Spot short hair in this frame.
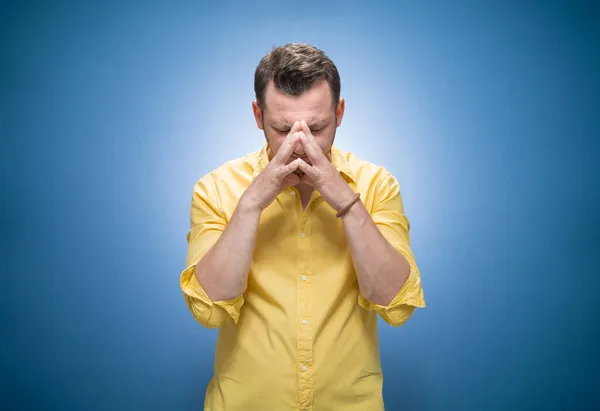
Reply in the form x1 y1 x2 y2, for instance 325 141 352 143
254 43 341 111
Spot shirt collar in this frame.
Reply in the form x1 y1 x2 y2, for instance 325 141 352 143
253 142 356 184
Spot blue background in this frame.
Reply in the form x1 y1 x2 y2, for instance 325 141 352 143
2 1 599 410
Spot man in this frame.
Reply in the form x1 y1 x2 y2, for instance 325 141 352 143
180 43 426 411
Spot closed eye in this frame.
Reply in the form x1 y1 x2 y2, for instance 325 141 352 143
274 126 325 133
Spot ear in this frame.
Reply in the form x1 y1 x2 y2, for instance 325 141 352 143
252 100 264 130
335 97 345 127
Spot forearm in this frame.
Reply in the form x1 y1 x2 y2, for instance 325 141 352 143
195 198 261 301
341 200 410 306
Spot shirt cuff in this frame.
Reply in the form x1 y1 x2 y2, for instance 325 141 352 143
357 245 426 326
180 264 244 327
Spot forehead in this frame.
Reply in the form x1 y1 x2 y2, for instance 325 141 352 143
263 79 333 125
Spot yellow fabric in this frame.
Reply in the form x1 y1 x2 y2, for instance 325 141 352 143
180 143 426 411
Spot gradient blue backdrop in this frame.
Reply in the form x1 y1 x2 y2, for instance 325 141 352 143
2 1 599 410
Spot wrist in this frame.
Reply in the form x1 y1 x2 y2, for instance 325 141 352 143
237 195 264 218
333 187 358 213
339 196 365 221
336 192 362 218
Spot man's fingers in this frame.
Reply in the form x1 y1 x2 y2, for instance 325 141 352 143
300 120 324 164
301 174 315 187
297 158 319 180
281 173 301 188
274 121 301 164
300 120 312 136
276 158 318 189
279 157 304 177
274 136 299 165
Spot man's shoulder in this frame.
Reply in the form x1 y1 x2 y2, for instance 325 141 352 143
192 147 261 190
333 146 396 187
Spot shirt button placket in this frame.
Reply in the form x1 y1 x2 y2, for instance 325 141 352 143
297 212 313 410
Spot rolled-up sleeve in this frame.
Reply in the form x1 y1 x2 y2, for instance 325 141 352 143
180 177 245 328
357 172 426 326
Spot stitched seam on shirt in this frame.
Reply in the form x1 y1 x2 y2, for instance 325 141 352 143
205 172 227 223
372 170 395 214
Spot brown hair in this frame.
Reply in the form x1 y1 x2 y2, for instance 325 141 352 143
254 43 341 111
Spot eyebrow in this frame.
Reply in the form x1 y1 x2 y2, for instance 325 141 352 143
273 120 328 129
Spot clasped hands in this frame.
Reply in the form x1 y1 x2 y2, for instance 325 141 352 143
242 120 356 213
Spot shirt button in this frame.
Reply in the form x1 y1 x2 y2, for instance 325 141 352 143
301 364 308 371
290 190 296 196
300 232 306 238
302 319 307 325
301 275 307 281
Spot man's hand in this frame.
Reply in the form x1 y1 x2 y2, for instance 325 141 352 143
296 120 356 212
240 121 306 212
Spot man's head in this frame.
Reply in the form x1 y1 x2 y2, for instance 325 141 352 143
252 43 345 168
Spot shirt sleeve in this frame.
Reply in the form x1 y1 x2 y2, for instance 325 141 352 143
179 176 245 328
357 171 426 327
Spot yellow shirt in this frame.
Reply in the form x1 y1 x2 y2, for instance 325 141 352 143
180 143 426 411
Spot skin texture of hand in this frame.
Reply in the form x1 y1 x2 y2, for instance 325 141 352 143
295 120 356 212
240 121 307 211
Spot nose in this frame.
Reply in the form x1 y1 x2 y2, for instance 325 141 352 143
293 140 306 157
